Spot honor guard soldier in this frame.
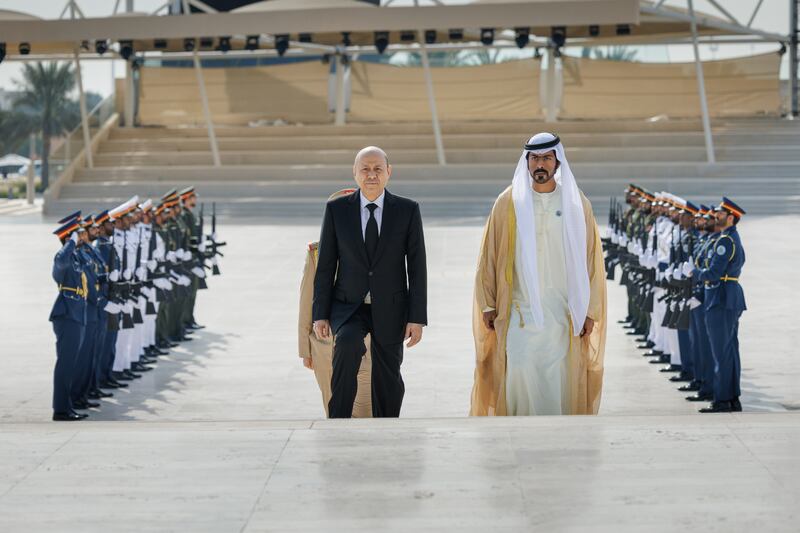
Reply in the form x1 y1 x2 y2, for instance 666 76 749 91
688 197 746 413
51 214 89 421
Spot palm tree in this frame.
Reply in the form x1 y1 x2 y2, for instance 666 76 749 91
13 62 77 191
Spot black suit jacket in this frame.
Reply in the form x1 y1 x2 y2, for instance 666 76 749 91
312 189 427 344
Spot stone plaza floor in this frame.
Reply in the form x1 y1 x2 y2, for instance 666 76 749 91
0 203 798 531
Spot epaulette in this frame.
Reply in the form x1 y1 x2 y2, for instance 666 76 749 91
307 241 319 252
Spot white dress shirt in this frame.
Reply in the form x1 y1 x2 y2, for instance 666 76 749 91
360 191 384 240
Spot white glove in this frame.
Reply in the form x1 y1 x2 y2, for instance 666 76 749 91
135 266 146 280
682 262 694 277
124 301 134 314
191 266 205 278
166 251 177 263
198 242 207 252
147 259 157 271
164 279 174 290
688 297 702 310
70 232 79 245
123 269 132 280
103 301 119 314
109 270 120 282
665 266 674 280
181 275 191 286
212 232 218 241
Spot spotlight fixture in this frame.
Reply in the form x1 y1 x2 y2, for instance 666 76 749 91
0 43 5 64
95 39 108 55
274 34 290 56
448 28 463 40
425 30 436 44
216 36 231 52
514 27 530 49
80 40 90 52
400 30 415 42
298 33 313 43
245 35 259 51
341 32 352 47
19 42 31 55
480 28 494 46
550 26 566 48
589 25 600 37
200 37 214 49
374 31 389 55
154 38 167 49
616 24 631 36
183 38 195 52
119 40 134 60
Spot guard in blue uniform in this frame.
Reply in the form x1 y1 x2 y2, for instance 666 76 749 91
93 209 128 391
691 197 747 413
683 205 716 402
50 214 89 421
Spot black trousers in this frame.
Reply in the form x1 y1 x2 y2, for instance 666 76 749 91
329 304 404 418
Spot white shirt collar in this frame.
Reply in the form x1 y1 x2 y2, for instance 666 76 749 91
360 191 385 210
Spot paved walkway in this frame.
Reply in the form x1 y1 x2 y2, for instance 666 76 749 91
1 212 798 531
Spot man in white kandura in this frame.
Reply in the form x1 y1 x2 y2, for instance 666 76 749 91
471 132 607 416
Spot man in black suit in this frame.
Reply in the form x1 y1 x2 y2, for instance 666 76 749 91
312 146 427 418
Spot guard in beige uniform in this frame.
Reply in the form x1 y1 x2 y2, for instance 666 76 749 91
299 190 372 418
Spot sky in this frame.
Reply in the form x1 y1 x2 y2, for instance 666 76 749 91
0 0 794 98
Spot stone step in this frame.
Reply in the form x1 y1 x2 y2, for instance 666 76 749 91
97 132 800 153
72 162 800 183
90 145 800 167
107 118 800 140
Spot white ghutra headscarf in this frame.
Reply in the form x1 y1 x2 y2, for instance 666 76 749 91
511 132 589 336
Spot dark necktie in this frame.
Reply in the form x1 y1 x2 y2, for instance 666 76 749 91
365 203 379 264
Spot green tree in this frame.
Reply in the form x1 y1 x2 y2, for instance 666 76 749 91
0 109 30 155
13 62 78 191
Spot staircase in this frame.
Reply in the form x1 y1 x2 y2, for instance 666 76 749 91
45 118 800 221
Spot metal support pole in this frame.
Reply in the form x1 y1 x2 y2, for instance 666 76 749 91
192 52 221 166
334 54 347 126
183 0 220 166
791 0 798 118
688 0 715 163
27 133 35 205
418 35 446 165
73 47 94 168
544 48 559 123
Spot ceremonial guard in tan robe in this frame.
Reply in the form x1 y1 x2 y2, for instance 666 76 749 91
470 133 607 416
299 189 372 418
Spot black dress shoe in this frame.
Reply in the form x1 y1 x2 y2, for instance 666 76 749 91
634 337 648 343
678 383 701 392
123 369 142 379
71 410 89 419
649 355 670 364
637 342 655 350
617 318 632 324
114 371 134 381
98 380 120 389
138 356 157 364
699 401 733 413
660 365 682 373
153 348 169 355
642 350 663 357
625 330 640 336
623 324 636 330
668 372 692 382
88 389 113 399
179 336 193 342
731 398 743 412
131 362 153 372
53 412 84 421
190 323 205 329
686 393 714 402
73 400 100 409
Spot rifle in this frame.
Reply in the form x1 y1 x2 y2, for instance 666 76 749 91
120 229 134 329
130 226 144 324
